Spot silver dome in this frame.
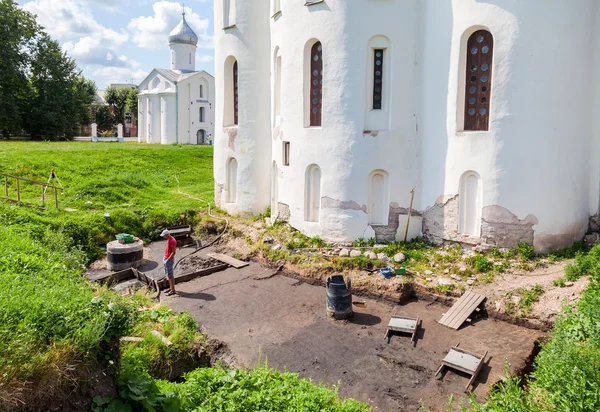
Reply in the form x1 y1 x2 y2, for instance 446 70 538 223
168 13 198 46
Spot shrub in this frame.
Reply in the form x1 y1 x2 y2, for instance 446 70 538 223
517 242 535 261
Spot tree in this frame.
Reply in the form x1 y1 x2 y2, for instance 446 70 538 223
94 105 113 132
125 88 138 119
24 34 83 139
73 77 97 129
105 86 130 126
0 0 40 137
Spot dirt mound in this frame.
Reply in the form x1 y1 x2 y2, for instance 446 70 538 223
178 256 221 273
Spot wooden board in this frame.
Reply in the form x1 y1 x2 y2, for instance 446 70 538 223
207 253 249 268
438 291 486 330
155 263 229 290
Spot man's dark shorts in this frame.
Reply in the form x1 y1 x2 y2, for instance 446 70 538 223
163 257 174 278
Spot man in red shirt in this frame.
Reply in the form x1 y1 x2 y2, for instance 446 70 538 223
161 229 177 295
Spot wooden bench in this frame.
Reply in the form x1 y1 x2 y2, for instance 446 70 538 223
435 342 488 391
384 315 420 346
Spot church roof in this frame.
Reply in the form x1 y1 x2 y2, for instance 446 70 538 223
168 13 198 46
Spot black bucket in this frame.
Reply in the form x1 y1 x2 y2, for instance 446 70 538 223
326 275 353 320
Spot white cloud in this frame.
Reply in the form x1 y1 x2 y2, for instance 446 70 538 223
128 1 212 50
23 0 131 69
90 67 148 87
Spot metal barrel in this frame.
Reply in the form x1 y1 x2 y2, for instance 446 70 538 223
326 274 353 320
107 239 144 272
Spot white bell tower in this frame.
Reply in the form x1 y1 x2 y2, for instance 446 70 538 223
168 8 198 72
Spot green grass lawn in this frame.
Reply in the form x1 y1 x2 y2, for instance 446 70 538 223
0 141 214 211
0 141 372 411
0 141 215 257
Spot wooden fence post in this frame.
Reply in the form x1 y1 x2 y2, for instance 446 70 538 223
16 178 20 203
4 176 7 199
54 186 58 209
41 185 45 206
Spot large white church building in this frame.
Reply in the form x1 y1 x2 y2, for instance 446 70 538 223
213 0 600 252
137 10 215 145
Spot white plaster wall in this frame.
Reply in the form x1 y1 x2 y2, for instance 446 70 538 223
170 43 197 72
137 96 146 143
148 94 160 144
214 0 271 215
269 0 420 242
160 92 176 144
177 73 215 144
419 0 593 250
590 3 600 217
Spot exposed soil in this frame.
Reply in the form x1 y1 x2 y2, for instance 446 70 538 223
165 249 543 412
177 256 221 273
211 216 588 329
473 261 589 329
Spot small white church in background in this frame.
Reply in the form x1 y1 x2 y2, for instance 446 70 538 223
213 0 600 252
137 9 215 145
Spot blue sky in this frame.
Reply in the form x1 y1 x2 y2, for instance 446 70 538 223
17 0 215 88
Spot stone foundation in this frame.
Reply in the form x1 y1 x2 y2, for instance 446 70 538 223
276 202 291 222
371 203 422 242
481 206 537 248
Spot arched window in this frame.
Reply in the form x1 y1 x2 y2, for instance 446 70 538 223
305 164 321 222
224 57 237 126
459 171 482 235
226 158 238 203
274 48 282 121
308 41 323 127
189 53 192 64
365 35 391 131
199 107 205 122
152 78 160 89
223 0 235 27
199 84 204 98
233 61 238 125
464 30 493 131
368 170 389 225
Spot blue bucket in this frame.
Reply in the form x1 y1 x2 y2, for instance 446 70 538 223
380 267 394 278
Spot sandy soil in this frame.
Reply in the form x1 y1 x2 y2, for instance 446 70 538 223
473 261 589 328
165 249 542 412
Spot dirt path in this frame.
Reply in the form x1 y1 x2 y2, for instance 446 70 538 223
164 249 542 412
473 261 588 327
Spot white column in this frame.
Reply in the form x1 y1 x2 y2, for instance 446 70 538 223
137 96 145 143
160 92 177 144
148 94 160 144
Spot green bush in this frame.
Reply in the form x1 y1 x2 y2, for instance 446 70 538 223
466 254 493 273
516 242 535 261
158 367 371 412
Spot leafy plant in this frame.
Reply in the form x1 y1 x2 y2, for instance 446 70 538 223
517 242 535 261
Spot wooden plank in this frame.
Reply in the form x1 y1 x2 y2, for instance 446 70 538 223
438 291 486 330
438 292 475 326
156 263 229 290
441 292 483 329
151 330 172 346
120 337 144 342
207 253 249 268
449 294 485 329
446 292 480 329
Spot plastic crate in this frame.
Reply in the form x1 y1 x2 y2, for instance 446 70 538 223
116 233 135 243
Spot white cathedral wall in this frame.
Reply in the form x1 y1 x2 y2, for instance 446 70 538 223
160 92 177 144
214 0 271 215
177 74 215 145
590 3 600 217
269 0 422 242
419 0 593 251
